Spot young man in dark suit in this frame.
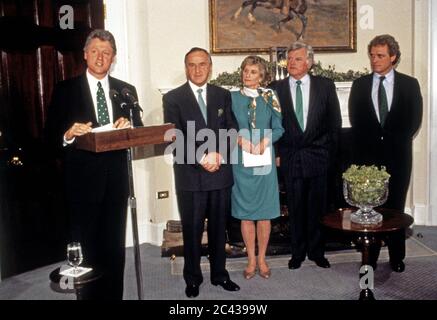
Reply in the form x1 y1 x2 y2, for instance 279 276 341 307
46 29 143 299
163 47 239 298
269 41 342 270
348 34 423 272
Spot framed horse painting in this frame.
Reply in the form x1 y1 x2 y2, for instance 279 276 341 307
209 0 356 54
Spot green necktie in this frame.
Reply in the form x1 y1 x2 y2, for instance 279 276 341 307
295 80 304 130
97 81 110 126
197 88 207 123
378 76 388 127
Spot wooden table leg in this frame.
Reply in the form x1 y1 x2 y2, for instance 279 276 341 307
75 286 83 300
356 234 378 301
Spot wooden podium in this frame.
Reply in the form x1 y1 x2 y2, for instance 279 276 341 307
76 124 174 153
76 123 174 300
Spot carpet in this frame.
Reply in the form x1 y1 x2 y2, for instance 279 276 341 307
170 237 436 275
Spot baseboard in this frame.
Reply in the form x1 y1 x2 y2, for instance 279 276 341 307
125 221 166 247
122 204 433 248
411 203 430 226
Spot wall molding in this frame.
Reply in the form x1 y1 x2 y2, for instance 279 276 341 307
428 0 437 226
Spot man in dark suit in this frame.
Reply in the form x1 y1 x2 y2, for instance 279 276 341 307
163 47 240 298
45 29 143 299
270 41 342 270
348 34 423 272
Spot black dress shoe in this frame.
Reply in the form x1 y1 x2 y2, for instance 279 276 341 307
211 279 240 291
288 258 302 270
185 284 199 298
390 260 405 273
314 258 330 268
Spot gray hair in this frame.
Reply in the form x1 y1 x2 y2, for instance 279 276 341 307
83 29 117 55
368 34 401 66
287 41 314 66
184 47 212 66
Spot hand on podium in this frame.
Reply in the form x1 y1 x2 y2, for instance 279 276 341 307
64 122 92 141
113 117 130 129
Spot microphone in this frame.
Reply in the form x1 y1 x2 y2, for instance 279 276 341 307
109 89 127 109
121 88 143 112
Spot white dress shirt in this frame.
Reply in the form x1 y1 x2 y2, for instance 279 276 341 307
371 68 394 123
188 81 208 162
289 74 310 130
64 70 113 145
188 81 207 107
86 70 114 124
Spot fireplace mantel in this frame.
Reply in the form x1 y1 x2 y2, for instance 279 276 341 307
158 81 352 127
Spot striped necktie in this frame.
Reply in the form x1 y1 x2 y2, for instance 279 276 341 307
197 88 207 123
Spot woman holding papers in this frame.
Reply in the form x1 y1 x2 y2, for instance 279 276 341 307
230 56 284 280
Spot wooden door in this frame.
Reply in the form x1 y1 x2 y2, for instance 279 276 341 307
0 0 104 279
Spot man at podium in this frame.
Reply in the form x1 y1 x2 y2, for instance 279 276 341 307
45 29 143 299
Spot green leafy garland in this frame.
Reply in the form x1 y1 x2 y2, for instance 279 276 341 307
210 61 369 87
311 62 369 82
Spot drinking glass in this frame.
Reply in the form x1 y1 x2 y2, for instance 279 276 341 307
67 242 83 274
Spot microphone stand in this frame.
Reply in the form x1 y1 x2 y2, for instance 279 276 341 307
125 103 144 300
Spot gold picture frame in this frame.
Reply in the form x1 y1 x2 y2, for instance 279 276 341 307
209 0 357 54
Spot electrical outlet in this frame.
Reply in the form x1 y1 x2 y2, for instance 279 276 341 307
157 191 169 199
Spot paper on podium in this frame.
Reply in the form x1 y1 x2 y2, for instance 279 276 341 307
242 147 271 167
91 123 125 133
59 265 93 278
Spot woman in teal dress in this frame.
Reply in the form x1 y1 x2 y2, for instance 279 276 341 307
231 56 284 280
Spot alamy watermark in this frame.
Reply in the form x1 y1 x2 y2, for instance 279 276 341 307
163 122 274 176
59 5 74 30
359 5 374 30
59 265 75 290
359 265 374 290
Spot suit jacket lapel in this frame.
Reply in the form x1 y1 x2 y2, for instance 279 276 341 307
367 73 381 125
108 76 124 121
306 75 318 133
282 77 294 112
206 84 218 129
80 74 98 126
390 71 401 115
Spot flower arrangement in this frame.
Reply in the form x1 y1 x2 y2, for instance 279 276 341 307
277 59 288 69
343 165 390 205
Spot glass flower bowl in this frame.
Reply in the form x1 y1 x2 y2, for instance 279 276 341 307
343 179 389 225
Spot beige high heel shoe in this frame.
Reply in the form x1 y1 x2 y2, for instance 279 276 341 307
258 263 271 279
243 268 257 280
259 268 271 279
243 262 257 280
